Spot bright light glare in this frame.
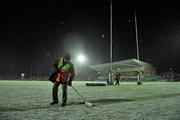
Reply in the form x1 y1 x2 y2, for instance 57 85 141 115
77 54 85 63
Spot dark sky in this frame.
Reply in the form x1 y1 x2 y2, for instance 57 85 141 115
0 0 180 77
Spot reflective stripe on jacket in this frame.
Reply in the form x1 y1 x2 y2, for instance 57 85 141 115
58 57 71 72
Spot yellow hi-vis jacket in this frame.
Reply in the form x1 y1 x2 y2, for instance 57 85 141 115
56 57 74 83
58 57 71 72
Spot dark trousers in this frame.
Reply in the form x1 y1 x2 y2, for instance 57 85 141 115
52 82 67 104
115 80 119 85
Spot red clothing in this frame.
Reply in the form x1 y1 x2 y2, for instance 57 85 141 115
55 70 71 83
53 58 74 84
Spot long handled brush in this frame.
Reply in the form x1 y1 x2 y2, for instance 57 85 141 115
71 86 93 107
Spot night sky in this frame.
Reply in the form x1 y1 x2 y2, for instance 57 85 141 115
0 0 180 77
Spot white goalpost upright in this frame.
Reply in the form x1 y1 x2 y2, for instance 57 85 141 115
134 12 142 85
109 0 113 84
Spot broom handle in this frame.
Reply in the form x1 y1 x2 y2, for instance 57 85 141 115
71 86 86 102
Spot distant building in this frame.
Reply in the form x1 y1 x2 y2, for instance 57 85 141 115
161 72 180 82
90 59 156 81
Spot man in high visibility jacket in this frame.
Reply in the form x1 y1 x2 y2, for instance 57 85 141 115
50 53 74 107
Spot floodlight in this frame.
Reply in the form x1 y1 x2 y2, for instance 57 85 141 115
77 54 85 63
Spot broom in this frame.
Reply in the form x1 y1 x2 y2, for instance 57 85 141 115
71 86 93 107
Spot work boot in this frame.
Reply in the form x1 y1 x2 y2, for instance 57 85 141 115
61 103 66 107
50 101 59 105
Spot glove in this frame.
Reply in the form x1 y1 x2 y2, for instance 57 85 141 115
67 77 73 86
68 81 72 86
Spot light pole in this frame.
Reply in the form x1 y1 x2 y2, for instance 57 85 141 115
134 11 142 85
134 11 139 61
109 0 113 84
169 67 174 81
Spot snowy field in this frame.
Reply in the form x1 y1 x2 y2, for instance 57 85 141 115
0 80 180 120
